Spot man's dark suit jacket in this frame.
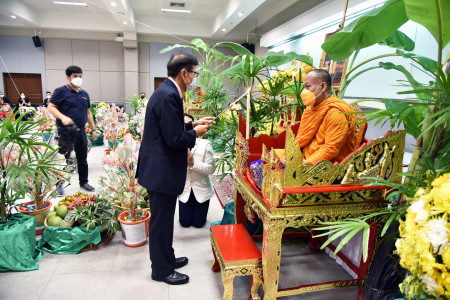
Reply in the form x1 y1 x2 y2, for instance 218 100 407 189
136 78 196 196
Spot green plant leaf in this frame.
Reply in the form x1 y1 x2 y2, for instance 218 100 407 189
378 30 415 51
321 0 409 61
216 42 254 56
404 0 450 47
191 38 211 52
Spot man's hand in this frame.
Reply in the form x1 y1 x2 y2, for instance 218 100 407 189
92 131 99 141
188 150 194 166
193 117 215 127
194 124 209 137
61 116 73 126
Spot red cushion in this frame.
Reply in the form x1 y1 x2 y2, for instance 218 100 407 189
211 224 261 261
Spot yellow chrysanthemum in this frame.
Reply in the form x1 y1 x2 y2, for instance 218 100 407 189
432 173 450 187
442 247 450 269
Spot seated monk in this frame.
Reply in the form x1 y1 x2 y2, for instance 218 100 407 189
275 69 357 165
193 86 206 104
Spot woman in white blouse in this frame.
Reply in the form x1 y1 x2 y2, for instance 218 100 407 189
178 114 215 228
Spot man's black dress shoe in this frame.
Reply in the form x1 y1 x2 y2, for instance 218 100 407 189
174 257 188 269
80 183 95 192
151 271 189 285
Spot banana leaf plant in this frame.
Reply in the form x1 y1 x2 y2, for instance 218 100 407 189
313 0 450 263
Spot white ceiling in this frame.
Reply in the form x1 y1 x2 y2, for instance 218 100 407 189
0 0 325 44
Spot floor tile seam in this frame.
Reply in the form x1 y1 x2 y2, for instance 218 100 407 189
36 273 53 300
102 268 114 300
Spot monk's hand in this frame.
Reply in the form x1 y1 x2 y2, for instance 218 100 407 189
193 117 215 128
194 124 209 137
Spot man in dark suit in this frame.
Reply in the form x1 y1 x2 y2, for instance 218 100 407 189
136 53 213 285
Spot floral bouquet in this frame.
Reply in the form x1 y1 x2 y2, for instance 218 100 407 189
98 134 147 221
128 106 145 140
34 106 56 132
396 173 450 299
96 104 129 147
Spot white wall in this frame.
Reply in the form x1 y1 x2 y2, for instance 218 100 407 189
44 38 126 103
0 35 46 98
149 43 193 93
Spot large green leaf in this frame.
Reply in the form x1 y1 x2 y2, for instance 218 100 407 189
216 42 254 56
191 38 211 52
404 0 450 48
378 30 415 51
221 50 313 78
322 0 408 61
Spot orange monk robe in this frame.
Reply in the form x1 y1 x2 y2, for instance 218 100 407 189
195 90 206 104
295 96 357 164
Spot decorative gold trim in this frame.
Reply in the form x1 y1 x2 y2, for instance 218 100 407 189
277 280 361 297
235 131 249 175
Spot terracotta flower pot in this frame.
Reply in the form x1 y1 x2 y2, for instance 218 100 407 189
118 210 150 247
17 201 53 235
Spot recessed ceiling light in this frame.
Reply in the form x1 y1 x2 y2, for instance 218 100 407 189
123 21 127 25
238 12 244 17
161 8 191 13
111 2 116 6
11 15 17 19
53 1 87 6
221 28 226 32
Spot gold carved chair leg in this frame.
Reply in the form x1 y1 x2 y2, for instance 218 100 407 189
250 269 263 300
221 269 235 300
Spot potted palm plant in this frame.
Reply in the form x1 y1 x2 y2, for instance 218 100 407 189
15 146 69 234
0 112 64 271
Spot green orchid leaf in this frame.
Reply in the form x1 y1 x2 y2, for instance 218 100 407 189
322 0 408 61
404 0 450 48
378 30 415 51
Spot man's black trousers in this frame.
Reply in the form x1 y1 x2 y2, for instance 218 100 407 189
148 190 178 277
57 126 89 185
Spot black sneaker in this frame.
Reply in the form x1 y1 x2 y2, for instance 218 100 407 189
80 183 95 192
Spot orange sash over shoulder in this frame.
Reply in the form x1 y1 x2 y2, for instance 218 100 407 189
295 96 357 164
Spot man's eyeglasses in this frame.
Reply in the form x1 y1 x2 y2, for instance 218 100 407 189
188 70 200 78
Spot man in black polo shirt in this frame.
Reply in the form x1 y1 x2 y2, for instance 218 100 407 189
48 65 98 192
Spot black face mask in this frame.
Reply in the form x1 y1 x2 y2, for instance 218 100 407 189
140 96 145 99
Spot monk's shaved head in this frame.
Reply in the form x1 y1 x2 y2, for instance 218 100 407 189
307 69 332 91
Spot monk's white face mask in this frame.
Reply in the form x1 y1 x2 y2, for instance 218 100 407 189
301 84 324 106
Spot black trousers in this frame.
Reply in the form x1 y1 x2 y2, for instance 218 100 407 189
58 126 89 185
179 189 210 228
148 190 178 277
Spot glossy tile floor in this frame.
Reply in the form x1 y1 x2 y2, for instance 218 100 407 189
1 144 410 300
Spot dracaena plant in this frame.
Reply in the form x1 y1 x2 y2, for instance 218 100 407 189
0 112 67 223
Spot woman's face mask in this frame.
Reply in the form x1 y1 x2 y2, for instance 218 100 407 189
21 95 25 99
301 84 323 106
